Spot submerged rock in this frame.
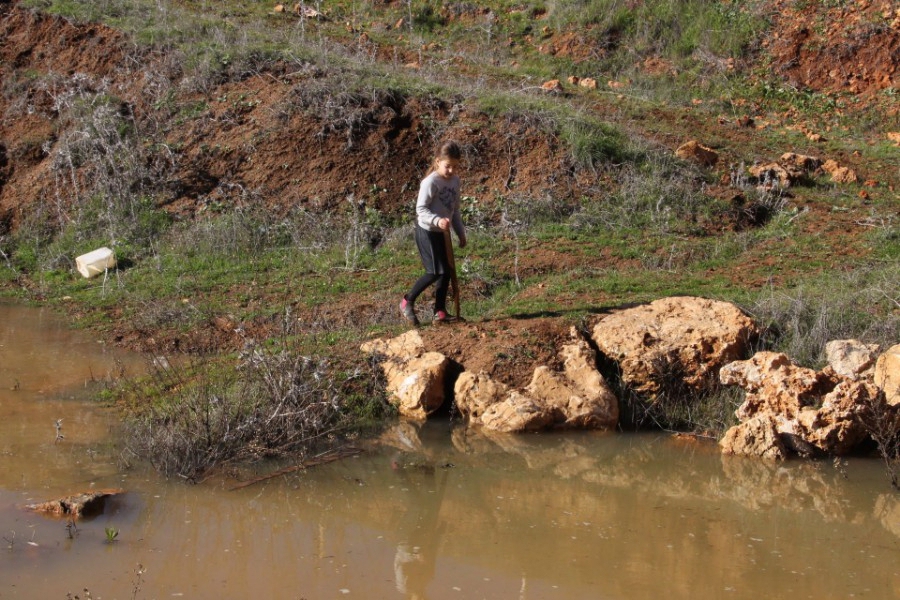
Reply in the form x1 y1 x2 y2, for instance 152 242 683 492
720 414 787 460
26 489 125 518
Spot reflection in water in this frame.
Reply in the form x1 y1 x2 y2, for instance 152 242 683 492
391 455 448 599
2 303 900 599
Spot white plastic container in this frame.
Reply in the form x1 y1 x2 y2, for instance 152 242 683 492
75 247 117 278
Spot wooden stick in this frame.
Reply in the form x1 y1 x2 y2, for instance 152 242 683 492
443 228 460 318
228 446 363 491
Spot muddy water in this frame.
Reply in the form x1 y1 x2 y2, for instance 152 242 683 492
2 304 900 599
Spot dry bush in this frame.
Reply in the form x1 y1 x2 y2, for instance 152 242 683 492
745 263 900 368
123 331 342 482
860 392 900 489
26 73 175 262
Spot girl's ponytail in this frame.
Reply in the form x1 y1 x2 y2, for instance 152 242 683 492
432 140 462 170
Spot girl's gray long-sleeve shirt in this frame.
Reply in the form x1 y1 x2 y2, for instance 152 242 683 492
415 171 465 240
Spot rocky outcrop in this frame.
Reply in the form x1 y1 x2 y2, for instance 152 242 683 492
825 339 880 380
363 327 619 433
719 347 882 458
591 296 759 398
455 328 619 433
361 302 894 461
361 330 449 420
749 162 794 188
822 158 858 184
779 152 822 172
478 389 557 433
875 343 900 405
748 153 823 189
675 140 718 167
743 152 864 190
721 351 829 423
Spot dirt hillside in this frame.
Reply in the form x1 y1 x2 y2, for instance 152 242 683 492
2 1 897 226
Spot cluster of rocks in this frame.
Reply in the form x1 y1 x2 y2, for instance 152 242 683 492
272 3 323 18
539 76 636 94
675 143 859 186
361 296 899 461
362 327 619 432
719 341 899 459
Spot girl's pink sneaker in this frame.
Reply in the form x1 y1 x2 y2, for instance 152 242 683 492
399 297 419 326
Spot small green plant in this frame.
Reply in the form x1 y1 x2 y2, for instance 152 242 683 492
104 527 119 543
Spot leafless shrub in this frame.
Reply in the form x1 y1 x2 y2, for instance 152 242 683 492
132 297 204 331
622 381 744 437
287 80 407 148
570 154 708 234
33 72 175 258
745 263 900 368
123 324 342 482
860 392 900 490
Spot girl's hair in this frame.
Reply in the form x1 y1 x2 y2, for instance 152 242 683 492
433 141 461 166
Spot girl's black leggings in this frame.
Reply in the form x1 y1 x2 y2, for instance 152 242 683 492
407 273 450 311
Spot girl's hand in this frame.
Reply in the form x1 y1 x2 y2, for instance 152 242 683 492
438 217 450 230
458 236 467 249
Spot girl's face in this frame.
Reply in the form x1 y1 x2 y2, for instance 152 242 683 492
435 158 460 179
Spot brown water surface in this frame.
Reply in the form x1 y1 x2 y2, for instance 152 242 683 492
1 303 899 599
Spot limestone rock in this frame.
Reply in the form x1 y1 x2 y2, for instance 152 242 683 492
556 331 618 428
591 296 759 398
675 140 718 167
361 331 448 419
295 3 323 18
749 162 795 187
541 79 563 93
454 370 510 421
454 329 618 432
382 352 449 419
720 415 787 460
779 152 822 172
480 391 555 433
825 339 880 380
360 329 424 359
822 159 858 183
578 77 598 90
875 344 900 405
795 380 877 455
720 350 884 457
720 351 827 421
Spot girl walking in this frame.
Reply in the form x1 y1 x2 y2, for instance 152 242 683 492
400 141 467 326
